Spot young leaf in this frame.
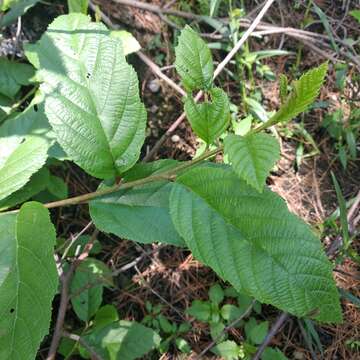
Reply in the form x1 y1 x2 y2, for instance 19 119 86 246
28 14 146 179
248 320 268 344
211 340 240 360
210 321 225 341
170 165 342 323
0 202 58 360
175 25 214 91
175 337 191 353
84 320 161 360
209 283 225 305
224 133 280 192
1 0 16 11
279 74 288 104
70 258 111 322
184 87 230 144
221 304 243 322
187 300 212 321
0 58 35 98
68 0 88 14
267 63 328 126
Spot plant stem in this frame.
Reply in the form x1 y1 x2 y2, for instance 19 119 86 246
1 148 222 214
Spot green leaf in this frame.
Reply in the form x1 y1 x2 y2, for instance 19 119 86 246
158 314 173 333
268 63 328 126
0 213 16 287
262 347 288 360
237 293 255 314
175 25 214 91
187 300 211 321
245 97 269 122
0 167 50 211
70 258 111 322
350 10 360 23
123 159 179 181
312 3 338 52
210 0 222 17
0 0 40 27
93 305 119 330
68 0 88 14
211 340 240 360
90 181 184 246
210 321 225 341
169 165 342 322
184 87 230 144
0 58 35 98
0 202 58 359
175 337 191 353
1 0 16 11
221 304 243 322
47 174 68 199
0 93 12 121
84 320 161 360
90 161 185 246
29 14 146 179
0 102 53 201
110 30 141 55
248 320 268 345
0 136 49 200
279 74 288 104
224 133 280 192
209 283 225 305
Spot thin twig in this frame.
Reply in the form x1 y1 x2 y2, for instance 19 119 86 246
137 51 186 96
252 312 289 360
195 300 255 359
1 147 220 214
69 248 159 299
46 229 98 360
110 0 207 22
134 265 187 321
62 331 104 360
61 221 93 260
297 319 318 360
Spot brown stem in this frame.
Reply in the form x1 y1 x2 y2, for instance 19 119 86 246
46 264 74 360
46 230 98 360
252 312 289 360
1 147 221 215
